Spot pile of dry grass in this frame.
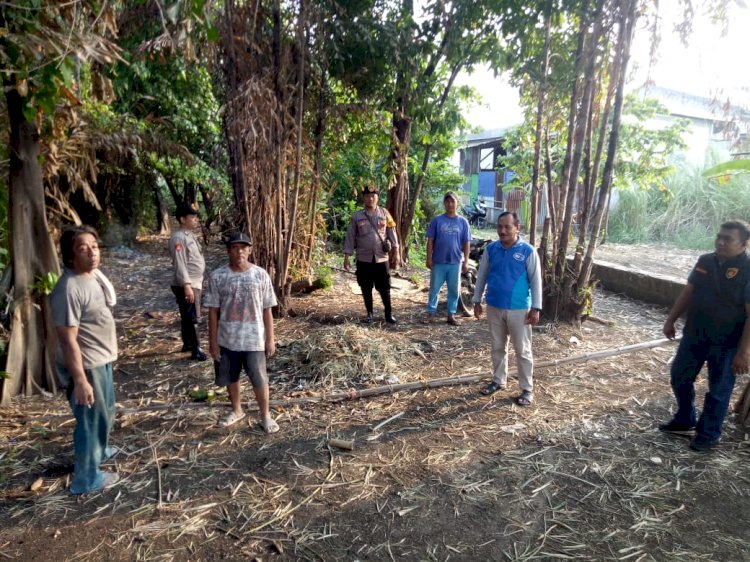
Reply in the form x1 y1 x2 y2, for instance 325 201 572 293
273 324 419 389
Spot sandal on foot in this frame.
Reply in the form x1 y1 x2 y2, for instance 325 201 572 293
481 381 506 395
259 417 280 434
219 411 246 427
516 391 534 406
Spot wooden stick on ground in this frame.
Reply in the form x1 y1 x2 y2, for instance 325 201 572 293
5 337 681 422
735 380 750 428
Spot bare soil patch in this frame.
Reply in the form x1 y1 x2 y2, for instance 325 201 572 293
1 237 748 561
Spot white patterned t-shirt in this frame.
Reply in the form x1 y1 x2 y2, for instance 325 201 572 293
203 264 278 352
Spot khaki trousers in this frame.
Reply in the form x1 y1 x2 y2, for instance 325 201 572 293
486 305 534 392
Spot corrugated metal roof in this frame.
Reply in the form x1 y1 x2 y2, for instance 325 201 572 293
641 85 750 122
460 126 514 148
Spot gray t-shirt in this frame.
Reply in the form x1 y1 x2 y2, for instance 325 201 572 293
51 268 118 369
203 264 277 352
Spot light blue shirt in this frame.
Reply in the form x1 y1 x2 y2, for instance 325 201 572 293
426 214 471 264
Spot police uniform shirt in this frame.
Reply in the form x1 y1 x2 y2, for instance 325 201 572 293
169 229 206 288
686 251 750 345
343 208 399 264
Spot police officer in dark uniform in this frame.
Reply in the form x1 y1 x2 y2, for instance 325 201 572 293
343 185 400 324
660 220 750 451
169 202 207 361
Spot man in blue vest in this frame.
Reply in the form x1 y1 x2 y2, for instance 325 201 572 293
473 212 542 406
660 220 750 451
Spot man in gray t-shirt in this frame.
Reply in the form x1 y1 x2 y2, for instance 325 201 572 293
203 233 279 432
50 226 119 495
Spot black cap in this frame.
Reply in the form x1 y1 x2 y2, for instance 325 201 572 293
225 232 252 247
362 184 380 195
176 201 200 218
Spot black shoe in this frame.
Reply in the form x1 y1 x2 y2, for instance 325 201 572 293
361 314 373 324
191 350 208 361
385 315 397 324
658 420 695 436
689 437 719 452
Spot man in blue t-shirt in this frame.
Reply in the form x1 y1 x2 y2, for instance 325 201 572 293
473 212 542 406
424 191 471 326
660 220 750 452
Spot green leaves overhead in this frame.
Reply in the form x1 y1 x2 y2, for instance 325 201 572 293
0 0 121 120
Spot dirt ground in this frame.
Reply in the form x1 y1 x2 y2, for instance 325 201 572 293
1 238 749 562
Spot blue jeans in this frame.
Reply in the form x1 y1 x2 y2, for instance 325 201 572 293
427 263 461 315
58 363 116 494
670 336 737 442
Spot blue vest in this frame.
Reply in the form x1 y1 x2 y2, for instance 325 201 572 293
485 239 534 310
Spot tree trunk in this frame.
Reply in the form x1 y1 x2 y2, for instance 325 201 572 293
1 86 61 404
555 0 589 247
280 0 306 308
223 0 250 233
403 63 462 261
386 110 411 267
530 9 551 246
556 0 605 280
197 183 214 245
579 0 638 290
272 0 287 300
154 183 171 236
305 74 327 266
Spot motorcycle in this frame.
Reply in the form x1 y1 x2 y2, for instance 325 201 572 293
461 200 487 229
456 236 491 316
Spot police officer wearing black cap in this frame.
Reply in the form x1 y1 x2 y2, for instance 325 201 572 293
343 185 400 324
169 202 207 361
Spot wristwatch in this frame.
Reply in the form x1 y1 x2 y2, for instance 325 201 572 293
531 307 542 312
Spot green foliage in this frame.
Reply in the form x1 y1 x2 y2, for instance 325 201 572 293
313 267 334 291
326 200 359 246
609 157 750 249
0 1 119 121
703 159 750 178
415 158 468 202
31 272 59 296
616 95 689 190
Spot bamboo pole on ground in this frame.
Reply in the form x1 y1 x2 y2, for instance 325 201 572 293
735 381 750 428
5 337 682 423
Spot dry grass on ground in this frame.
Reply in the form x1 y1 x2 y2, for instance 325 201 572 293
1 237 748 561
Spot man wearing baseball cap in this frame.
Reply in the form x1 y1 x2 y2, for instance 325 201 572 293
203 232 280 432
169 201 206 361
343 185 400 324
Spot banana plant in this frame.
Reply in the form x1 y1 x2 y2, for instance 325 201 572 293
703 159 750 179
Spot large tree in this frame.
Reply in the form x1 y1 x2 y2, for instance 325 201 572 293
0 1 120 403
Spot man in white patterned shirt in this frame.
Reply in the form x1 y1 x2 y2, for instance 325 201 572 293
203 233 279 432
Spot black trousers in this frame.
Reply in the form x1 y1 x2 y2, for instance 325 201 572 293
171 286 201 353
355 260 392 317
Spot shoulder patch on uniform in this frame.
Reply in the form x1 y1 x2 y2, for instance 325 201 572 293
694 266 707 274
175 243 183 252
726 267 739 279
